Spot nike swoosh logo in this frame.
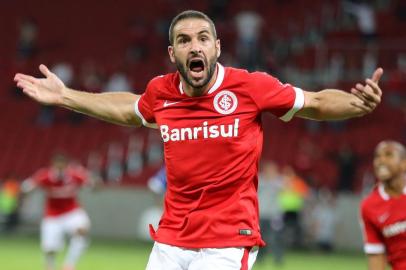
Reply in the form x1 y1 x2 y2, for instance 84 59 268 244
164 100 182 107
378 213 389 223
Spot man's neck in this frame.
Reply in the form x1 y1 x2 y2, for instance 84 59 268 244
383 175 406 197
182 65 218 97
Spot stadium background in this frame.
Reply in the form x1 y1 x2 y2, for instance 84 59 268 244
1 0 405 269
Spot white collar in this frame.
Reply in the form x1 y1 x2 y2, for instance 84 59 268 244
179 63 225 95
378 183 406 200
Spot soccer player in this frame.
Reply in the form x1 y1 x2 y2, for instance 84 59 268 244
360 141 406 270
21 154 92 270
14 10 383 270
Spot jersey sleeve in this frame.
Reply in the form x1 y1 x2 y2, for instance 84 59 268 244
134 78 159 129
69 165 89 186
31 169 49 187
360 203 386 254
249 72 304 122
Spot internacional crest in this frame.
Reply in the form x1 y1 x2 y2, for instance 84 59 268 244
213 90 238 115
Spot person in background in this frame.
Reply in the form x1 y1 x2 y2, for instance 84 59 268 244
0 174 21 232
257 161 285 265
311 188 337 252
16 17 38 60
21 154 93 270
279 165 310 249
360 141 406 270
138 166 166 242
147 166 167 196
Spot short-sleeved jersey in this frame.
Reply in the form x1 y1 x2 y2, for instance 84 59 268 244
360 184 406 270
135 63 304 248
31 165 88 217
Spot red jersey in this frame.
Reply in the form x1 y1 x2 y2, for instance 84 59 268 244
31 165 88 217
360 184 406 270
135 64 304 248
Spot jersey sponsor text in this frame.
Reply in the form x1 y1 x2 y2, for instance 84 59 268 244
160 118 240 142
383 220 406 238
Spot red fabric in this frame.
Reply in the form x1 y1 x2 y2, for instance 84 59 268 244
360 186 406 270
137 64 299 248
240 247 251 270
32 165 88 216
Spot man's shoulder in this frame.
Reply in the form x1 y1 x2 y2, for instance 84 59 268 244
143 72 180 101
34 168 50 179
30 168 52 187
66 165 87 178
147 72 178 89
224 66 277 84
361 188 383 211
224 66 253 80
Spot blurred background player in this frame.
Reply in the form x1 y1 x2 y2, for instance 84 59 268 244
21 154 93 270
257 161 285 265
147 165 167 197
310 188 337 253
0 174 21 232
360 141 406 270
138 165 166 241
279 165 310 249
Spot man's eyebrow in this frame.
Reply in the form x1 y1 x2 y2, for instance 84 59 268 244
197 30 210 35
176 29 211 39
175 33 189 40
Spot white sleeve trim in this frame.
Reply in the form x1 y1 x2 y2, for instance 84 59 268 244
279 87 305 122
364 243 385 254
134 98 158 129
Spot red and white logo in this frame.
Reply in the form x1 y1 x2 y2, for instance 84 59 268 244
213 90 238 115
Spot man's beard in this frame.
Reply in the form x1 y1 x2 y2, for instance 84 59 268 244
175 54 218 94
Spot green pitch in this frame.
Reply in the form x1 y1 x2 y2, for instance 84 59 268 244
0 234 367 270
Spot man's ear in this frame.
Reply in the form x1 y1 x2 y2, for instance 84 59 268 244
216 39 221 58
168 46 176 63
401 159 406 173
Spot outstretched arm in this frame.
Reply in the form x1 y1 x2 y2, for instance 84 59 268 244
296 68 383 121
20 178 38 194
14 64 142 126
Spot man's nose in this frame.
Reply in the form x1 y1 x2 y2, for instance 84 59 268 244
376 156 385 164
190 38 202 54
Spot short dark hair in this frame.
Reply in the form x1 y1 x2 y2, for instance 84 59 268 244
376 140 406 159
168 10 217 45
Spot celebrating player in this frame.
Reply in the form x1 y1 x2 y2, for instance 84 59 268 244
21 154 92 270
14 10 383 270
360 141 406 270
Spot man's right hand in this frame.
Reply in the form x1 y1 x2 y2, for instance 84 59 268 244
14 63 143 127
14 64 66 106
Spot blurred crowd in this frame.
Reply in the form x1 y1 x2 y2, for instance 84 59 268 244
1 0 406 222
257 161 338 265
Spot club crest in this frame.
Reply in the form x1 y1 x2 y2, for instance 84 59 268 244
213 90 238 115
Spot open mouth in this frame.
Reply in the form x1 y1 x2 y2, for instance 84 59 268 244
375 165 391 178
189 59 205 74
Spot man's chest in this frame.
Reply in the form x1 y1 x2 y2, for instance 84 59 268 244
153 89 259 142
43 175 79 195
372 199 406 239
